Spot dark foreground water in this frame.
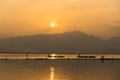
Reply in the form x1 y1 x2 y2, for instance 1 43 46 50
0 60 120 80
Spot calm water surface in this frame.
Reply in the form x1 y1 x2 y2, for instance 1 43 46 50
0 60 120 80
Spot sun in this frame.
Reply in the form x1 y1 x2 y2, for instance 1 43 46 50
50 22 56 28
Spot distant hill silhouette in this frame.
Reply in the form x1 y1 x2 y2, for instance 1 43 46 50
104 36 120 53
0 31 120 53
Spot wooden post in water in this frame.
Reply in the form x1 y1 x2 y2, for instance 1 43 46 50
101 56 104 62
46 56 48 60
26 54 28 60
5 55 8 60
112 56 113 60
68 56 69 60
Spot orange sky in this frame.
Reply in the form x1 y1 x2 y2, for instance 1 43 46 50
0 0 120 39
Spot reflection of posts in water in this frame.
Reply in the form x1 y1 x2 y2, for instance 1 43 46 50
50 67 55 80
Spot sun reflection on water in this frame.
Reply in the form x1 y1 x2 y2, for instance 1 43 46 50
50 67 55 80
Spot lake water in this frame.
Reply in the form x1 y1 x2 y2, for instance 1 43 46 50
0 60 120 80
0 53 120 59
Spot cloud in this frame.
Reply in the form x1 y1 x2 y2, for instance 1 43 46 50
115 20 120 23
111 26 120 31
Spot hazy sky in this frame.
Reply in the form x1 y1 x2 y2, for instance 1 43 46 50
0 0 120 39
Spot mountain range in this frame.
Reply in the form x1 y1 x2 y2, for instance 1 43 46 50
0 31 120 53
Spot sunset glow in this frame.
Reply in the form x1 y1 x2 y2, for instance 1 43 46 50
0 1 120 80
0 0 120 38
51 22 56 28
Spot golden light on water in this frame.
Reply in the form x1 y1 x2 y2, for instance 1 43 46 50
50 54 56 59
51 54 56 57
50 67 55 80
